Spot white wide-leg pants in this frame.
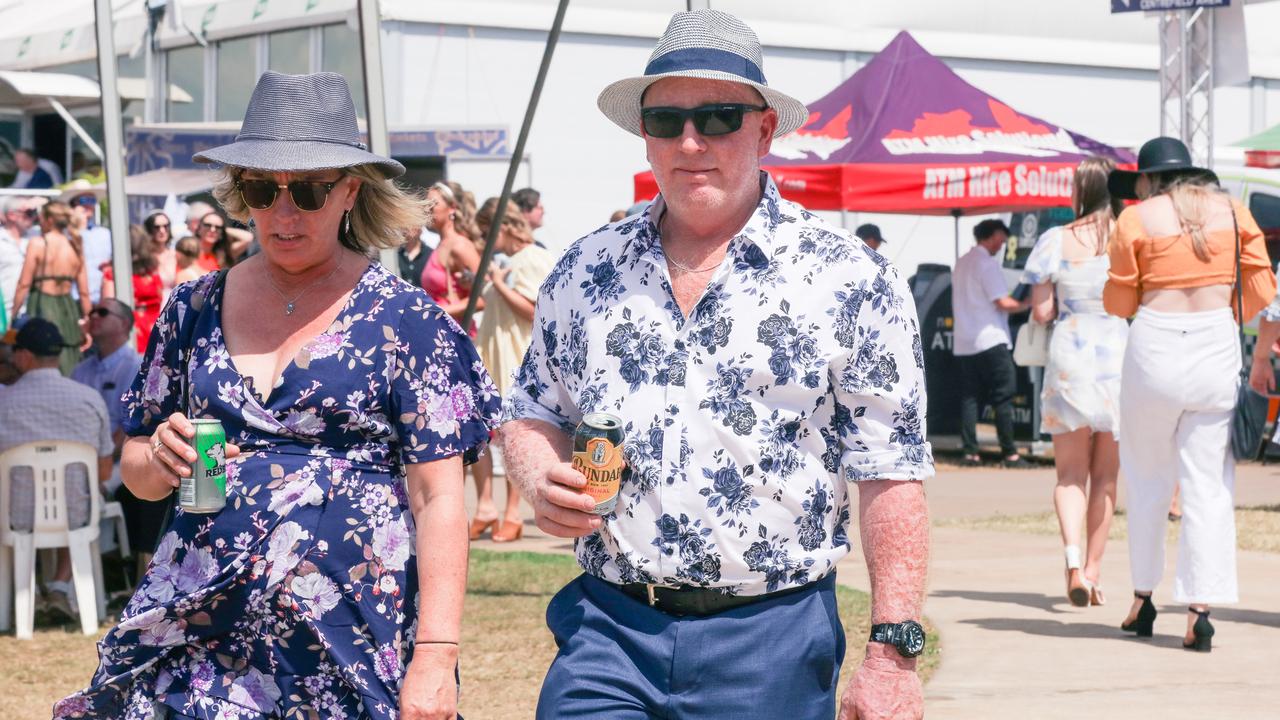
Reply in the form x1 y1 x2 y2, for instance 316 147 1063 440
1118 306 1239 604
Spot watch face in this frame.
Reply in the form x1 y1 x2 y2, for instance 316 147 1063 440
898 621 926 658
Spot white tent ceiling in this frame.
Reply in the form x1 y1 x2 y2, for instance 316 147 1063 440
0 1 1278 77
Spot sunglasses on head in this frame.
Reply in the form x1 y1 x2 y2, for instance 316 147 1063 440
640 103 768 139
237 177 342 212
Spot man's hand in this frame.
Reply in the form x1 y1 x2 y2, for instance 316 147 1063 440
838 646 923 720
529 462 602 538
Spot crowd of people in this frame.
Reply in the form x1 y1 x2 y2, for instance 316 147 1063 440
0 7 1268 720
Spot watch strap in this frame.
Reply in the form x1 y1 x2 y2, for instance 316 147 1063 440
868 623 897 645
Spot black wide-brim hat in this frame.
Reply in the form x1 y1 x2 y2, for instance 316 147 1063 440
194 71 404 178
1107 136 1217 200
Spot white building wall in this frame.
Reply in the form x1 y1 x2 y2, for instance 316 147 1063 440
385 17 1279 277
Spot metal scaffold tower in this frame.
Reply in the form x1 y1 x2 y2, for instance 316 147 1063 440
1159 8 1215 168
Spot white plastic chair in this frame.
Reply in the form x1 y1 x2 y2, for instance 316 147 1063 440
0 441 105 638
101 500 130 559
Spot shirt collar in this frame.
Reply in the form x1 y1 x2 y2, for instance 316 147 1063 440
626 171 787 267
19 367 62 382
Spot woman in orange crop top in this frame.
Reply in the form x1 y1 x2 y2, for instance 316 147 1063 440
1104 137 1277 654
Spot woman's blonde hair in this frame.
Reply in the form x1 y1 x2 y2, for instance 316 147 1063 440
1068 157 1123 256
475 197 534 247
431 180 483 249
41 201 83 258
212 164 432 253
1147 171 1223 263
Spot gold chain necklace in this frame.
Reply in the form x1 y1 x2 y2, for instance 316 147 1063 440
659 214 724 274
264 254 345 315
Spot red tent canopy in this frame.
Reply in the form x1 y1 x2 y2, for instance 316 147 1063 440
634 31 1134 214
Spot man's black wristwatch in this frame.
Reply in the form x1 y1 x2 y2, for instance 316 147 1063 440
868 620 926 658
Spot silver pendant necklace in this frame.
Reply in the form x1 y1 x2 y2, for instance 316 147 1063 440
265 254 345 315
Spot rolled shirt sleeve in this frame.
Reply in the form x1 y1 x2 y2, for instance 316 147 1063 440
828 264 935 482
499 269 582 435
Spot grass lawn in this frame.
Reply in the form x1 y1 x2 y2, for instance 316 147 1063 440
2 549 939 720
936 505 1280 554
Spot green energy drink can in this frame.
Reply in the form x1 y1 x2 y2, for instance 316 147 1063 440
571 412 626 515
180 418 227 513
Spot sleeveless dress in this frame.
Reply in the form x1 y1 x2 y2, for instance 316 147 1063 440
420 251 475 337
27 236 84 376
1020 225 1128 435
55 263 500 720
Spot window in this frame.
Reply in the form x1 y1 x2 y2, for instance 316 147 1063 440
323 24 365 117
69 115 103 176
217 37 257 121
268 29 310 76
167 45 205 122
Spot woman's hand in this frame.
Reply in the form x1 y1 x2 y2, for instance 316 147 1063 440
77 317 93 351
488 266 511 288
146 413 242 490
400 643 459 720
1249 356 1275 395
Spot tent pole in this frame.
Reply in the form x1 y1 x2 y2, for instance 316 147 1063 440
951 208 961 268
93 0 132 307
462 0 570 328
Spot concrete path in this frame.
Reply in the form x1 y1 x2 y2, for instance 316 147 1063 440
471 462 1280 719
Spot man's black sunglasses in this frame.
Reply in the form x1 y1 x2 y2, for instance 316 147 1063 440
640 103 768 139
236 178 341 212
90 307 125 320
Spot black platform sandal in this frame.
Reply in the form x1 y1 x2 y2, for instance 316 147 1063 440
1183 608 1214 652
1120 592 1156 637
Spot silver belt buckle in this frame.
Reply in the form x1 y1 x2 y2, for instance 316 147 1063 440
646 584 659 607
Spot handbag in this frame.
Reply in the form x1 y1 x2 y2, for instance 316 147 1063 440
1013 320 1051 367
1229 211 1269 461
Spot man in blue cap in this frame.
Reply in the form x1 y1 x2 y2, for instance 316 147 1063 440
0 318 114 621
503 9 932 720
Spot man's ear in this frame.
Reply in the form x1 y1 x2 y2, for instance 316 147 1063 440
757 108 779 159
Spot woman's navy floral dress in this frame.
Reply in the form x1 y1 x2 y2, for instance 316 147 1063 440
54 263 499 720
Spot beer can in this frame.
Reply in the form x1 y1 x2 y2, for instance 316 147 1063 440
179 418 228 513
571 412 626 515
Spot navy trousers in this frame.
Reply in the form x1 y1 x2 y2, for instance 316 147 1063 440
537 573 845 719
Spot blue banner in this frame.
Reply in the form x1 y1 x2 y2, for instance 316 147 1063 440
125 126 510 174
1111 0 1228 13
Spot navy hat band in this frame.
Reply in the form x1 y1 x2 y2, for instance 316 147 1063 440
645 47 766 84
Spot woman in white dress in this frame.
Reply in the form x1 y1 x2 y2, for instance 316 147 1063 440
1021 157 1128 607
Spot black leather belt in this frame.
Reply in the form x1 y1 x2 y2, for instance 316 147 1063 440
614 581 813 617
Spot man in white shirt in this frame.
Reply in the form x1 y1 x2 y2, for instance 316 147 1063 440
0 197 27 320
503 10 933 720
952 218 1030 467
